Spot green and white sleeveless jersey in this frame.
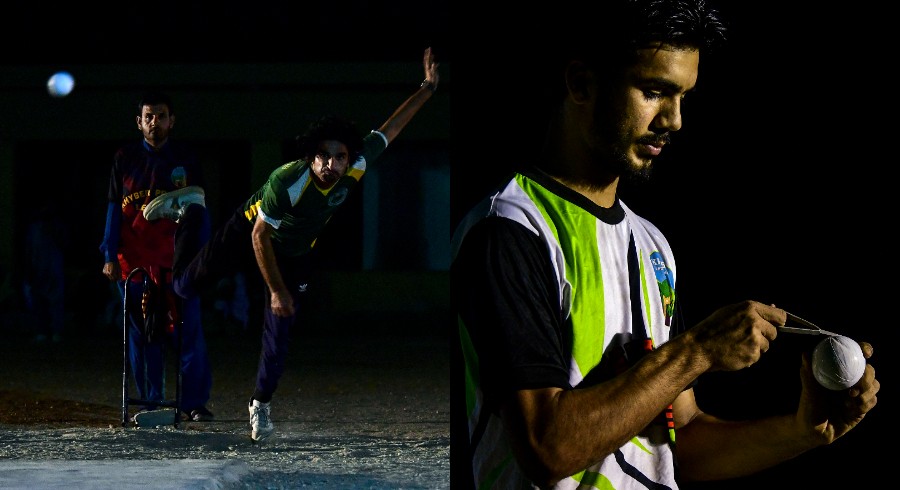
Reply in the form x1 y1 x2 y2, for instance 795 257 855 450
452 167 679 489
240 130 388 258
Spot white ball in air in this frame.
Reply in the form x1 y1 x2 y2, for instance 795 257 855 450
812 335 865 391
47 71 75 97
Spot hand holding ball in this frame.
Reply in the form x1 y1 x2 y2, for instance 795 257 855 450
812 335 865 390
47 71 75 97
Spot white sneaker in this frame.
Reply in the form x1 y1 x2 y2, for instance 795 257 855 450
143 185 206 222
249 399 274 442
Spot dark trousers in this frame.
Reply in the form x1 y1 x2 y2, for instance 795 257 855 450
173 204 312 404
120 278 211 411
252 252 313 402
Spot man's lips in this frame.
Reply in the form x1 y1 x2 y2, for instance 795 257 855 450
638 136 668 157
643 142 663 157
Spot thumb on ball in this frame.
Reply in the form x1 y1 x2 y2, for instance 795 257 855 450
858 341 873 359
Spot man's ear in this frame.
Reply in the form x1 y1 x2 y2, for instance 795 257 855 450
565 61 593 105
170 114 176 128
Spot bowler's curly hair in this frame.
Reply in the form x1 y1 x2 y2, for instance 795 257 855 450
295 115 364 163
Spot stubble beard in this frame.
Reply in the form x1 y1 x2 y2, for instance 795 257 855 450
145 127 168 147
588 135 654 188
312 164 338 188
620 150 653 184
588 109 655 187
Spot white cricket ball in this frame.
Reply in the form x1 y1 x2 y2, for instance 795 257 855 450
47 71 75 97
812 335 865 390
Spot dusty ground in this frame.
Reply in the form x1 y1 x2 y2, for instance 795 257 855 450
0 314 450 488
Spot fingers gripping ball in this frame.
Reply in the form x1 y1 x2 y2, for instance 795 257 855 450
812 335 865 390
47 71 75 97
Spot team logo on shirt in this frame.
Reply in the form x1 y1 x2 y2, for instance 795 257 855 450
327 187 349 207
171 167 187 188
651 251 675 326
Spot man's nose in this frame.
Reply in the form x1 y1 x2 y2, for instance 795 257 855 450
655 98 682 132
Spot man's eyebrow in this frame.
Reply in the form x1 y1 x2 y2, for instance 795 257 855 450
640 77 692 93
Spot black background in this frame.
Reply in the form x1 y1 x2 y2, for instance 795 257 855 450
3 1 451 65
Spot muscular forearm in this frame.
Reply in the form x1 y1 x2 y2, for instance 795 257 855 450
376 47 438 144
376 85 433 144
251 223 286 295
675 412 819 481
506 335 711 486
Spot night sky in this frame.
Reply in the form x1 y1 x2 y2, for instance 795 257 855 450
2 1 450 65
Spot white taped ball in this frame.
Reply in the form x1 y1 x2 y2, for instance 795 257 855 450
47 71 75 97
812 335 865 390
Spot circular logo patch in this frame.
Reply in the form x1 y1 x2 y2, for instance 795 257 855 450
327 187 349 207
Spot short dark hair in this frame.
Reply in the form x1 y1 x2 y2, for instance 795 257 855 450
569 0 727 65
526 0 728 113
295 115 364 163
136 91 174 116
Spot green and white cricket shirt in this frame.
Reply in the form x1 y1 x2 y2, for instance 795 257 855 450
452 166 680 489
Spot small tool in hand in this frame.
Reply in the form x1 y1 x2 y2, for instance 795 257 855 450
777 312 839 336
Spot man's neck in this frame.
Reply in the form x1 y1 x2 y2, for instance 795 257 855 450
539 135 619 208
546 171 619 208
